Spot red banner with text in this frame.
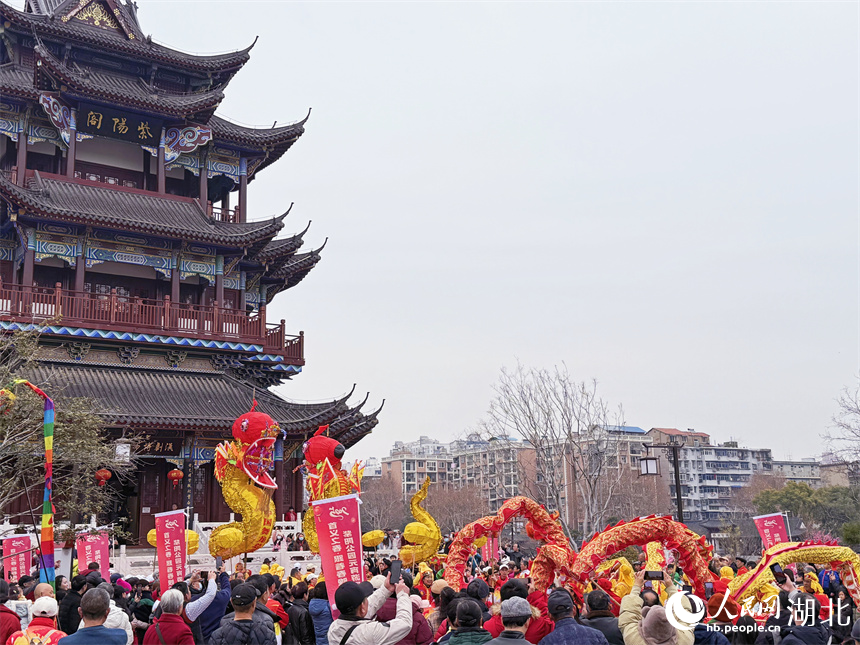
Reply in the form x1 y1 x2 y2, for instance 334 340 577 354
155 510 186 588
313 494 363 618
75 532 110 575
753 513 790 548
481 537 499 564
2 535 33 582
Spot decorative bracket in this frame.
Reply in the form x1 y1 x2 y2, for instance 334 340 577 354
164 126 212 164
67 342 91 361
165 350 187 368
38 94 73 147
117 346 140 364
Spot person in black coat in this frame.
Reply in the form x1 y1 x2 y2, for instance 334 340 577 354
210 583 276 645
285 582 315 645
581 590 623 645
57 574 88 634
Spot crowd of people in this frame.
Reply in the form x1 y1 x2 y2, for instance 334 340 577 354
2 548 860 645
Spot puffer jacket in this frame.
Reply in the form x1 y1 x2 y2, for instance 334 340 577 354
327 588 413 645
309 597 333 645
375 596 433 645
618 583 695 645
0 604 22 645
448 627 493 645
79 599 133 644
209 617 277 645
779 621 831 645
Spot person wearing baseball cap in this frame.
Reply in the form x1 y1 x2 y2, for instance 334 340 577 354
5 596 67 645
327 573 412 645
209 583 275 645
537 589 609 645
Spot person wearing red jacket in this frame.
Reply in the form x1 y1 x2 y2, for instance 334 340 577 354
0 581 21 645
483 580 553 645
5 596 66 645
143 590 194 645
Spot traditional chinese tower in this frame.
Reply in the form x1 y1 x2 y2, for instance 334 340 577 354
0 0 380 542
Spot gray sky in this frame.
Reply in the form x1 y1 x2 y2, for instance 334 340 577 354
22 1 860 463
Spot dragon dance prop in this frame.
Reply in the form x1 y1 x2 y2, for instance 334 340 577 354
571 515 713 599
0 380 55 588
399 478 442 566
147 529 200 555
297 426 363 553
728 540 860 605
443 496 576 592
209 403 279 558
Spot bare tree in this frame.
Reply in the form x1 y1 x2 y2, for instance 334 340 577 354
480 363 625 540
425 484 491 534
827 380 860 460
360 476 408 531
728 472 787 518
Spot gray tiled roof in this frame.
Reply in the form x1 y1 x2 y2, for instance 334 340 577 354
0 173 286 247
25 363 374 440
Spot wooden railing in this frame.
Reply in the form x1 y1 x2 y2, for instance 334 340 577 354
0 281 303 363
208 202 241 223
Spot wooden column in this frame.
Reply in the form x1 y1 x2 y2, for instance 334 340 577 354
221 189 230 214
74 255 86 292
238 159 248 223
215 272 224 308
171 250 180 303
157 129 166 194
22 229 34 288
198 153 208 210
15 132 28 186
66 110 77 179
274 439 285 522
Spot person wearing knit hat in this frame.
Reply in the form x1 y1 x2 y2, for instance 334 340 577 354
618 569 694 645
705 593 738 633
5 596 67 645
484 597 532 645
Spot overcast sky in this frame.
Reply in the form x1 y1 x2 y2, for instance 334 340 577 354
20 1 860 463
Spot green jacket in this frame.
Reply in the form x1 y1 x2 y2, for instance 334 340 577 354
448 628 494 645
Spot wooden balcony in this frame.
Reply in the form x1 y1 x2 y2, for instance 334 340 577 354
0 281 304 364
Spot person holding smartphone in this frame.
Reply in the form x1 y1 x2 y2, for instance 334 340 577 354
327 572 412 645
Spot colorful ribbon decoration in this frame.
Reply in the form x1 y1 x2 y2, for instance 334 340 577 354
1 380 55 587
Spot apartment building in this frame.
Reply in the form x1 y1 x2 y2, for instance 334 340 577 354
648 429 774 521
381 436 455 496
379 434 534 504
363 457 383 480
772 458 821 487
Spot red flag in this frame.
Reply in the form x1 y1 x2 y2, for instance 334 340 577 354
753 513 790 548
313 494 363 619
155 510 187 588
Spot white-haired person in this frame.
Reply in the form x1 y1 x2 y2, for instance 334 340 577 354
142 589 194 645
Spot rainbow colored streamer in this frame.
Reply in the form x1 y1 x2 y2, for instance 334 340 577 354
5 380 55 587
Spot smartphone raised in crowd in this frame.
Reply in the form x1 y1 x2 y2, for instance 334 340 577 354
770 563 787 584
388 559 402 584
215 556 223 570
705 582 714 599
644 570 663 581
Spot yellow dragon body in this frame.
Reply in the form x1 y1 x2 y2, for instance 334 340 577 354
208 405 280 559
399 478 442 566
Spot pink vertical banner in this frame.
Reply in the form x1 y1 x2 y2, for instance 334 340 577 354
481 536 499 564
155 510 186 589
313 494 362 619
75 532 110 575
2 535 33 582
753 513 790 548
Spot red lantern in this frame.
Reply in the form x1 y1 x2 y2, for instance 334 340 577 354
168 468 184 488
95 469 112 487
